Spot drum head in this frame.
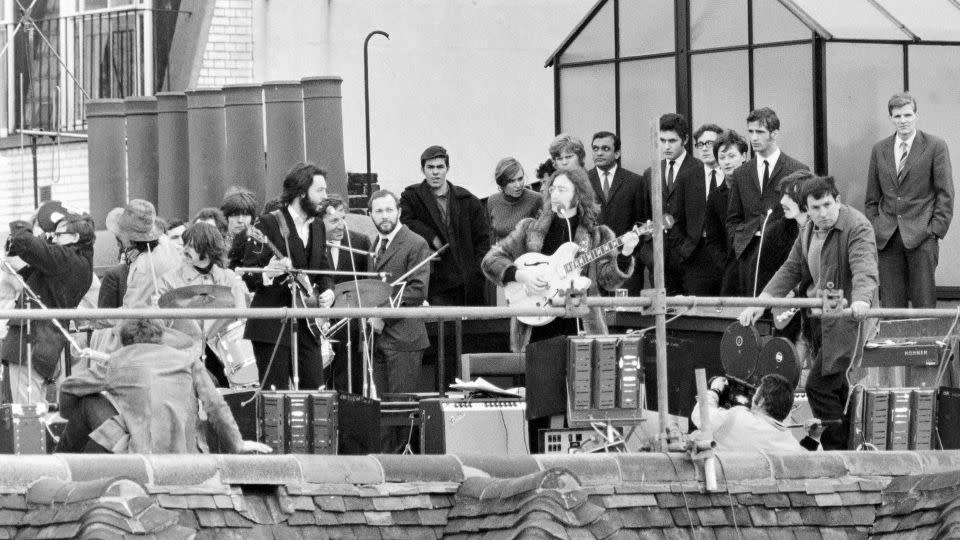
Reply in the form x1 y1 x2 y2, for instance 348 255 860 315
720 322 761 382
334 279 393 308
757 337 801 389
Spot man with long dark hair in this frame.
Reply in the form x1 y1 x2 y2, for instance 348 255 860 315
240 162 335 390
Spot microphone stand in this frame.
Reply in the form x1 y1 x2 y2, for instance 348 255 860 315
753 209 774 297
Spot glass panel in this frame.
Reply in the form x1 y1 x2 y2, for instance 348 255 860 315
691 51 749 139
753 45 814 170
876 0 960 41
909 45 960 286
560 0 615 63
618 57 676 174
620 0 675 56
826 43 903 217
691 0 747 50
559 64 616 170
753 0 812 44
791 0 909 40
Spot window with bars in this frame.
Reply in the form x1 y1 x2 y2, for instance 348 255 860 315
3 0 184 135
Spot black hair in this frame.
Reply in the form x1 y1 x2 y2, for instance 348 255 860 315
712 130 749 161
182 221 226 266
319 196 346 217
591 131 621 152
119 319 164 346
693 123 723 142
746 107 781 132
193 207 229 236
755 374 794 422
777 170 816 203
659 113 690 141
798 175 840 212
280 162 327 206
221 188 259 219
535 159 556 180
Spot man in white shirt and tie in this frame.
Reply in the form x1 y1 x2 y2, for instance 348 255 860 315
725 108 809 296
367 190 432 396
588 131 645 294
865 92 954 309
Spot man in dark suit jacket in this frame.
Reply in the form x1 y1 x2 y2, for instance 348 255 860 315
319 197 372 392
367 190 432 396
726 107 809 296
865 92 954 308
638 113 702 295
241 162 335 391
400 145 490 306
588 131 645 295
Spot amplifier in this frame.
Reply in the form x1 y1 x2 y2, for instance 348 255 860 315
259 391 380 454
539 427 623 454
208 388 260 453
848 387 936 450
0 403 46 454
420 398 528 455
938 387 960 449
862 341 943 368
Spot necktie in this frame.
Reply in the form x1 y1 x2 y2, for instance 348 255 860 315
898 141 909 174
666 160 676 190
761 160 770 194
327 247 335 269
375 238 387 263
602 171 610 201
709 170 717 197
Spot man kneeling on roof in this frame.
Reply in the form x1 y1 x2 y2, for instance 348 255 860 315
56 319 270 454
691 374 823 452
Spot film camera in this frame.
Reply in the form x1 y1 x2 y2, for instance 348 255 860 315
715 322 801 408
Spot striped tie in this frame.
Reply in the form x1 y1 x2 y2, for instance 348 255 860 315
897 141 909 174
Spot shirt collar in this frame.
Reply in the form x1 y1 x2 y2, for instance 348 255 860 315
286 203 315 228
599 163 618 177
897 130 918 149
705 165 723 182
758 148 781 171
378 223 403 248
668 150 686 169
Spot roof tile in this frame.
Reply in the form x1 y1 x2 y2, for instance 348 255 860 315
748 506 778 527
221 509 255 528
297 455 385 485
616 507 674 528
312 510 339 526
697 508 731 527
0 496 26 511
286 509 316 526
375 455 464 483
0 511 23 527
670 507 699 527
777 508 805 526
762 493 790 507
418 509 449 526
337 510 368 525
343 497 375 511
363 511 394 527
601 494 658 508
813 493 844 506
314 495 347 512
195 509 227 528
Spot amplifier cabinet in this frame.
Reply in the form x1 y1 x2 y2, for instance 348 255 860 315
260 391 380 455
909 389 935 450
0 403 46 454
849 387 937 450
863 389 890 450
209 388 259 453
887 390 911 450
420 398 528 456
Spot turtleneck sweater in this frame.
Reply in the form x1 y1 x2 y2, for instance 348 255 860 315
486 188 542 243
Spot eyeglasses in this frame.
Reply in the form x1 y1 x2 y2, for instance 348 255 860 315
694 140 716 149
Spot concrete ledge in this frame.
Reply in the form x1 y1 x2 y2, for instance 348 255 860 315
0 451 958 492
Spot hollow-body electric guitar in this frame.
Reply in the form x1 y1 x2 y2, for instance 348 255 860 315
504 219 666 326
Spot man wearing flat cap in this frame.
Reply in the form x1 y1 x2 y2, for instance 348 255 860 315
400 145 490 307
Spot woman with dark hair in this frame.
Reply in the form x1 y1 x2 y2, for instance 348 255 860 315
157 222 249 387
482 167 638 350
220 187 259 268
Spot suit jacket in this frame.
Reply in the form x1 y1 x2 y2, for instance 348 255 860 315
328 230 371 285
400 180 490 304
369 226 431 351
670 159 710 261
725 152 809 258
241 208 334 345
589 165 645 237
865 130 954 250
637 154 704 268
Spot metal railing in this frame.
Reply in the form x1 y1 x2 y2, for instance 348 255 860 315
9 6 188 132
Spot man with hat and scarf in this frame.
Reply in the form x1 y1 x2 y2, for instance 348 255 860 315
1 203 95 404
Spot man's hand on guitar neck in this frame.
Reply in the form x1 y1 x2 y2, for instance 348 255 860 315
621 230 640 257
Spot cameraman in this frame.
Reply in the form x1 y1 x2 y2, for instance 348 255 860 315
691 374 821 452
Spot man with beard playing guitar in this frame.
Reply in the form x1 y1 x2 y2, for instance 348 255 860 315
240 162 335 390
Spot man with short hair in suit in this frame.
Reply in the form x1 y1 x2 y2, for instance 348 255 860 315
726 107 809 296
865 92 954 308
400 145 489 306
320 196 371 392
589 131 645 294
367 190 432 395
639 113 703 295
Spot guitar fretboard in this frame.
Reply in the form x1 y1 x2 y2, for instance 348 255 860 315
562 237 625 274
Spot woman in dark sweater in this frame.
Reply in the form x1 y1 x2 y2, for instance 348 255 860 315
486 157 542 244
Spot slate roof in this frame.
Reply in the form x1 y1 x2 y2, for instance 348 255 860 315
1 452 960 538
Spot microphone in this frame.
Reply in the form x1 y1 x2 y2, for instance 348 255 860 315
558 207 573 242
753 208 774 297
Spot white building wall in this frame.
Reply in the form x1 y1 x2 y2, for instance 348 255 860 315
0 142 89 223
197 0 255 87
252 0 589 198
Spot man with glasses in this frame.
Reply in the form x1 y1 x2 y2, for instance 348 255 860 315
587 131 645 295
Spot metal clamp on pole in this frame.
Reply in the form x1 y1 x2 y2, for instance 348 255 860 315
639 288 667 316
548 282 591 320
820 287 845 316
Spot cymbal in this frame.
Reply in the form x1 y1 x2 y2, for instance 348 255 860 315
334 279 393 308
159 285 235 309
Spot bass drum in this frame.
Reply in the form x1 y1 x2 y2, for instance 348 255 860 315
207 321 259 388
